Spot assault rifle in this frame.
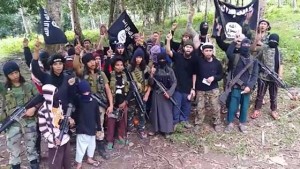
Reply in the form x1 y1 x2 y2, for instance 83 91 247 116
257 61 294 99
152 77 184 115
0 95 43 133
52 103 73 164
91 93 122 121
219 59 255 105
124 68 147 117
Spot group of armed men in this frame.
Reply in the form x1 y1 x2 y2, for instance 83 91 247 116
0 12 297 169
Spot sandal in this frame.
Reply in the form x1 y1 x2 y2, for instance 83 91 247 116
148 131 156 136
271 111 280 120
106 142 113 150
116 138 129 145
138 131 147 139
250 110 261 119
87 160 100 167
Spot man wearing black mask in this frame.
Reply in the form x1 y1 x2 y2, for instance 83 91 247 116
251 34 284 120
186 8 211 50
225 38 259 133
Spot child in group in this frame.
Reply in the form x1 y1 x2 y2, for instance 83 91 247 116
75 80 101 168
106 56 132 149
127 48 151 139
38 84 72 169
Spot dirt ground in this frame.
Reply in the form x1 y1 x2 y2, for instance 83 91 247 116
0 57 299 169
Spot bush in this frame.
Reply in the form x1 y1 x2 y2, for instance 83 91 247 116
65 29 99 43
0 35 44 56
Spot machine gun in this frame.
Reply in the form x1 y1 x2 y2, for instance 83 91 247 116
52 103 73 164
0 95 42 133
152 77 184 115
219 59 255 105
257 60 294 99
91 93 122 121
124 68 147 117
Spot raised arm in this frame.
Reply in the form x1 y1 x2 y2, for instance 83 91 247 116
73 45 84 77
31 40 48 84
215 24 230 52
226 42 237 61
166 31 174 58
186 7 198 38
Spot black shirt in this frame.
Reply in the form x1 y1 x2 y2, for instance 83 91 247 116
115 75 126 106
76 97 101 136
195 56 223 91
172 52 197 94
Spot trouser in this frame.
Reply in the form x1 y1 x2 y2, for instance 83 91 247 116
255 79 278 111
106 107 128 143
6 119 38 165
127 100 146 131
48 142 71 169
36 119 41 157
146 91 153 121
173 91 192 124
76 134 96 163
97 107 105 140
227 88 250 123
195 89 221 125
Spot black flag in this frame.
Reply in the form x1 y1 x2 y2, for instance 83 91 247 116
39 7 68 44
212 0 259 40
108 11 139 48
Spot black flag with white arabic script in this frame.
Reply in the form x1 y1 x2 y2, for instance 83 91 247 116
108 11 139 48
212 0 259 40
39 7 68 44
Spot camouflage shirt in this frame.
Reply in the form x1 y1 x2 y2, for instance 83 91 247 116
0 82 37 122
258 45 283 81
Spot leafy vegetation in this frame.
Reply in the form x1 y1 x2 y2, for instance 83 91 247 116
0 2 299 85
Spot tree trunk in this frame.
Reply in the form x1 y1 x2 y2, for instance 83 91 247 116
174 0 180 16
259 0 267 19
278 0 283 8
108 0 116 27
46 0 63 55
91 16 96 29
120 0 125 11
68 0 83 44
113 0 123 22
292 0 297 10
236 0 240 6
154 1 164 24
19 7 30 34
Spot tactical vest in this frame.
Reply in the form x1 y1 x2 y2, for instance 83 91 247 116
84 71 107 103
3 82 32 117
154 67 173 89
110 71 129 98
260 47 280 81
131 67 148 94
232 54 254 75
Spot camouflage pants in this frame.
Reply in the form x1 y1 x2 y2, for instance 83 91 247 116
6 119 38 165
195 89 221 126
127 100 146 131
98 107 105 141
